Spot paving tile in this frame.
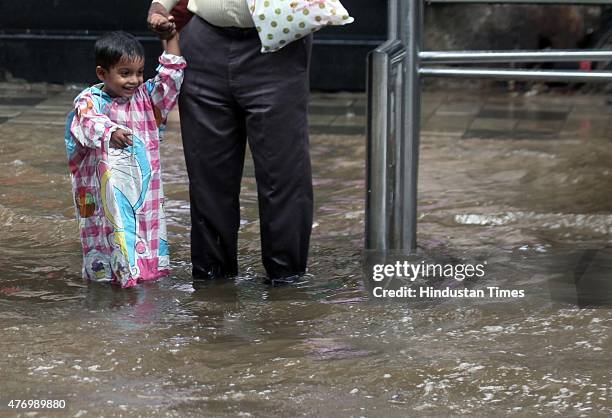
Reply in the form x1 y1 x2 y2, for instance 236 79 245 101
7 120 67 127
567 105 612 120
478 108 568 121
6 113 67 126
37 95 77 106
420 112 435 124
32 104 73 112
480 103 525 110
520 94 604 107
0 97 45 106
561 119 607 139
482 101 571 113
435 102 482 116
422 115 473 134
462 129 512 139
420 114 432 126
469 118 517 131
511 130 561 139
422 91 448 102
309 125 365 135
348 105 366 116
331 115 366 127
421 103 440 116
309 98 354 107
0 106 23 118
311 92 363 101
309 114 337 125
515 119 564 133
308 104 365 117
22 109 70 117
308 104 347 115
462 129 559 140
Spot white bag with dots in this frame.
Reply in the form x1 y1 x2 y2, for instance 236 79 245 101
247 0 354 53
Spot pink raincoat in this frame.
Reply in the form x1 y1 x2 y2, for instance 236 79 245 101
65 52 186 288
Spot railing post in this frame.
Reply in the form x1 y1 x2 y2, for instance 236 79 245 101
366 0 422 254
396 0 423 252
366 0 401 252
365 47 391 251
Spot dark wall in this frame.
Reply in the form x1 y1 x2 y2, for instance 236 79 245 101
423 4 599 51
3 2 601 91
0 0 387 91
1 1 150 31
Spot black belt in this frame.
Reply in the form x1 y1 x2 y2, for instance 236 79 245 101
200 17 258 39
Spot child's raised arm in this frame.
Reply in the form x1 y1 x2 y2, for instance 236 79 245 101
162 31 181 56
146 33 186 120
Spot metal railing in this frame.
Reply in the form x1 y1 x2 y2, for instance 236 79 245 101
365 0 612 253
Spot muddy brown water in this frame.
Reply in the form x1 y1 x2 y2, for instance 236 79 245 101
0 89 610 417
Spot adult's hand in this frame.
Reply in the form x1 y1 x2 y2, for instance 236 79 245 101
147 2 177 40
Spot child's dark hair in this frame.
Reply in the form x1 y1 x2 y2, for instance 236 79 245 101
95 31 145 69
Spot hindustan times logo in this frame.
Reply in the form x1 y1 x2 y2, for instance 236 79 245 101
371 261 487 282
371 285 525 299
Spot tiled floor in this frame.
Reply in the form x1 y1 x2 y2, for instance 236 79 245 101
310 90 612 141
1 83 612 141
307 94 366 135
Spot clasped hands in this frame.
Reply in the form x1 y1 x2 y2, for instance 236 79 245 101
147 3 177 40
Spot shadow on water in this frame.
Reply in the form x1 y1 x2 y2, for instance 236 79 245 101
555 248 612 308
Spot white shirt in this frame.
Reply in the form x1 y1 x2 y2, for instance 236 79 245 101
153 0 254 28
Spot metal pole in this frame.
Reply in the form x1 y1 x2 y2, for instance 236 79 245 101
388 0 399 40
366 49 390 251
420 67 612 81
420 49 612 63
394 0 422 252
366 0 403 251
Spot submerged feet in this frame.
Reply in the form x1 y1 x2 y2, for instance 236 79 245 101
264 274 305 287
192 266 307 287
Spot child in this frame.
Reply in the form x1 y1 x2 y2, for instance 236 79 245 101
65 29 186 288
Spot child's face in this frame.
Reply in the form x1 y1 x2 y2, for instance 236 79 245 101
96 56 145 99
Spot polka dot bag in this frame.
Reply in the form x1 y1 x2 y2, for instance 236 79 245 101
247 0 354 53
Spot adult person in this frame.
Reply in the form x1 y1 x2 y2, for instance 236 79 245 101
147 0 314 286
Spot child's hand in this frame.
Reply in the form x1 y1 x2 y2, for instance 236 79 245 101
150 13 175 30
110 129 133 149
149 13 177 39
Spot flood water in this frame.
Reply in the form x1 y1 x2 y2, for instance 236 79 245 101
0 86 610 416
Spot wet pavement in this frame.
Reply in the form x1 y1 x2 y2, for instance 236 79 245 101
0 81 611 417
